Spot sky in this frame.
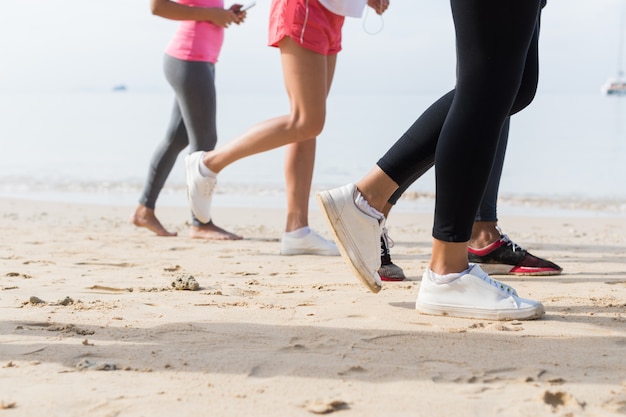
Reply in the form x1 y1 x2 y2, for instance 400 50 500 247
0 0 625 95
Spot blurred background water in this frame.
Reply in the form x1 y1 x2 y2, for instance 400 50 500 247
0 90 624 217
2 0 626 217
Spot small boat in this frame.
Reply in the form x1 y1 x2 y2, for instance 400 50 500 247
112 84 127 92
603 3 626 96
601 75 626 95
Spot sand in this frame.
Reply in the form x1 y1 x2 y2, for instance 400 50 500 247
1 197 626 417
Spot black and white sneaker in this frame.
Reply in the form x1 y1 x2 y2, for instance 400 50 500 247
378 227 406 282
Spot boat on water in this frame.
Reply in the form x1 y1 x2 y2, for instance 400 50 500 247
603 3 626 96
601 75 626 95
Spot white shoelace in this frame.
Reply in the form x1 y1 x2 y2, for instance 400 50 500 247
471 264 518 296
200 177 216 198
496 226 523 252
381 226 394 250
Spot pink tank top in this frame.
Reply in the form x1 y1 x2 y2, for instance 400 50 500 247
165 0 225 63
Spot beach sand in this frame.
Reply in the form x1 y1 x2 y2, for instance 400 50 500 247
1 197 626 416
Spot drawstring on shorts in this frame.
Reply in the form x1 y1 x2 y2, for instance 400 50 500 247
299 0 310 45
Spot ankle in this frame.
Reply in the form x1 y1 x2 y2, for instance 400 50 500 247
469 222 500 249
284 226 310 238
426 267 470 284
354 190 384 220
198 152 217 178
430 239 469 274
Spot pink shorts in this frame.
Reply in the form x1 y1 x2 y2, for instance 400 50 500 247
268 0 344 56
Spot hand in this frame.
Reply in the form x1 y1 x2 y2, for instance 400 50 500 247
229 3 247 24
210 7 245 28
367 0 389 15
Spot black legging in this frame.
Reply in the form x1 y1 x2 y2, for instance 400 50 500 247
378 0 542 242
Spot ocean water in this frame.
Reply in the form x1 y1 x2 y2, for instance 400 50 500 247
0 91 625 216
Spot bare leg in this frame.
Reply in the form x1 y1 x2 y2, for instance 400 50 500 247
468 221 500 249
184 38 337 252
131 204 177 237
381 202 394 218
200 37 330 175
354 166 400 213
284 139 316 232
429 239 469 275
283 47 337 232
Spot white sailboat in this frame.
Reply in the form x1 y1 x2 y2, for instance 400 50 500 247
602 75 626 95
602 2 626 95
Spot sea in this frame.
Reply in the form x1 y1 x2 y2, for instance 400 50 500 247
0 90 625 218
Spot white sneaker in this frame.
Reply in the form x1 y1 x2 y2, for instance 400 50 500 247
280 229 340 256
416 264 544 320
316 184 383 293
185 151 216 224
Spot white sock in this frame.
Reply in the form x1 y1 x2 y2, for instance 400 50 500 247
426 267 471 285
198 152 217 178
354 191 384 220
285 226 310 239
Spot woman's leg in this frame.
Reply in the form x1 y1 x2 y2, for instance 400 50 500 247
132 100 187 237
382 90 455 213
317 0 544 319
367 0 541 274
431 0 541 255
284 139 316 231
420 0 542 318
185 36 336 249
169 57 241 239
283 45 337 233
382 14 543 275
388 9 541 217
473 118 510 224
468 13 560 277
277 39 340 255
132 56 193 236
201 37 330 174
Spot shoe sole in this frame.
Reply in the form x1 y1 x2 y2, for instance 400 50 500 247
280 249 340 256
477 263 562 276
416 301 545 321
380 276 406 282
316 192 382 294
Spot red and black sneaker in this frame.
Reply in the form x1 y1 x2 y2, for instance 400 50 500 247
468 232 562 276
378 228 406 281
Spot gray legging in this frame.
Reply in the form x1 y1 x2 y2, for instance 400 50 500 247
139 54 218 226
